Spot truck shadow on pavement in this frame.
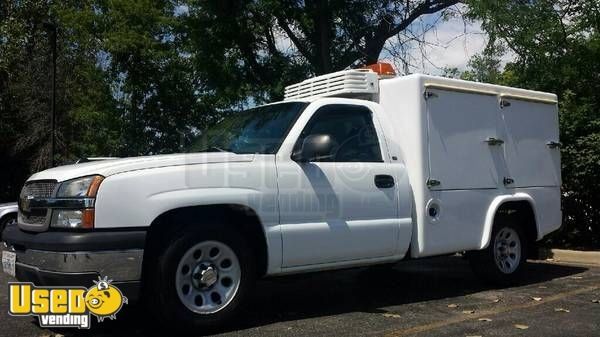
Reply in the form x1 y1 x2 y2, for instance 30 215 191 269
45 256 587 337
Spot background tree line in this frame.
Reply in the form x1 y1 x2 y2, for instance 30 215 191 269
0 0 598 248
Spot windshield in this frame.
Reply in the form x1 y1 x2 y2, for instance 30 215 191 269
187 102 308 154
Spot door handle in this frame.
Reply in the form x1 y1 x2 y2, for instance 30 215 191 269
375 175 395 188
546 141 562 149
484 137 504 145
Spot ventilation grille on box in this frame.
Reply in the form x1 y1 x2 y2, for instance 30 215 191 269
284 69 379 100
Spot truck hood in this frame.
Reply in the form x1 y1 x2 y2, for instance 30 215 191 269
28 153 255 182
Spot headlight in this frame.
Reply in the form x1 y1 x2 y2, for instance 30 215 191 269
51 175 103 229
51 209 95 229
56 175 104 197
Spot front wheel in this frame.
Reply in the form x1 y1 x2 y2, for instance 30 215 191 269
145 225 256 331
468 220 527 285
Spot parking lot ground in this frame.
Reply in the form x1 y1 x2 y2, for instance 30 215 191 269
1 255 599 337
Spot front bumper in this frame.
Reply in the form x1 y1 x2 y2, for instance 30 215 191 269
2 224 146 301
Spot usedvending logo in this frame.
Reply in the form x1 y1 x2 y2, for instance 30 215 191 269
8 276 127 329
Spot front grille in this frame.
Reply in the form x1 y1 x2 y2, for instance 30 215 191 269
20 181 57 198
20 214 47 225
18 180 57 228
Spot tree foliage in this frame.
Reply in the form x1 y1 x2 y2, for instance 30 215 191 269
184 0 459 103
0 0 121 199
1 0 458 202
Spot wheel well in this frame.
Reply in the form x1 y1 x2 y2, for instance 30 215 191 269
0 212 17 229
495 201 538 258
0 212 17 222
144 204 268 277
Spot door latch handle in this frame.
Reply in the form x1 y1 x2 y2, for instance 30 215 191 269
374 175 395 188
426 179 441 188
503 177 514 185
546 141 562 149
499 99 511 108
485 137 504 146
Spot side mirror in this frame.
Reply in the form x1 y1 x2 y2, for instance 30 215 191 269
291 134 334 162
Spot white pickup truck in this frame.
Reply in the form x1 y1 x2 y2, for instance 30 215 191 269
2 65 561 329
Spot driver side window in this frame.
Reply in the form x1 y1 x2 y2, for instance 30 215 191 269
295 104 383 162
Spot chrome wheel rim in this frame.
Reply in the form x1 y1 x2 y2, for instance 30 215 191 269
6 217 16 226
175 240 241 314
493 227 521 274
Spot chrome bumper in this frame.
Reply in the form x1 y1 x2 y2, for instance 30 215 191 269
1 224 146 300
3 243 143 281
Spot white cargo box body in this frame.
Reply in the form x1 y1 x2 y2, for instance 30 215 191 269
378 74 562 257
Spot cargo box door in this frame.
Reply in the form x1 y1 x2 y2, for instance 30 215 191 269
426 89 500 190
499 98 561 187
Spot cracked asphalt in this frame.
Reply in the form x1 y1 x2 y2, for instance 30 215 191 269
1 255 599 337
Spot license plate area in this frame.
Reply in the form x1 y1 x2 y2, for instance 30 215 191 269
2 251 16 277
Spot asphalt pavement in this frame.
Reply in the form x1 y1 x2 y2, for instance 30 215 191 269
1 255 599 337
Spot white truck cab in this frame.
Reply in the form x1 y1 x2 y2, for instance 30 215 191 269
2 64 561 329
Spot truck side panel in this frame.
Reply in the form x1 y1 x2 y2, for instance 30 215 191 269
94 155 283 274
480 188 562 249
424 90 561 256
379 74 561 258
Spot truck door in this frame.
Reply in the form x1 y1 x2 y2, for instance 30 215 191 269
276 103 400 268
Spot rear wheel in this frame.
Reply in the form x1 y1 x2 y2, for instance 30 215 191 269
145 225 256 331
468 219 527 285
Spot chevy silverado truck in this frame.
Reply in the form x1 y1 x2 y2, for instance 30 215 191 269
2 64 561 329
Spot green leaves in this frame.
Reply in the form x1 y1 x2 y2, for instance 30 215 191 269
1 0 459 202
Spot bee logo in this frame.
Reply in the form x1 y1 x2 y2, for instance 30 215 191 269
85 277 128 322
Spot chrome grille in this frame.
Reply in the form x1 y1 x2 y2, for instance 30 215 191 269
18 180 57 229
20 213 47 225
20 181 57 198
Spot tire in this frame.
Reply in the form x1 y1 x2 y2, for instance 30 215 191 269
145 225 256 331
468 216 528 286
0 213 17 241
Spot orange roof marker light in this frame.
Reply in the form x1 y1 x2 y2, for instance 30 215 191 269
361 62 396 78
